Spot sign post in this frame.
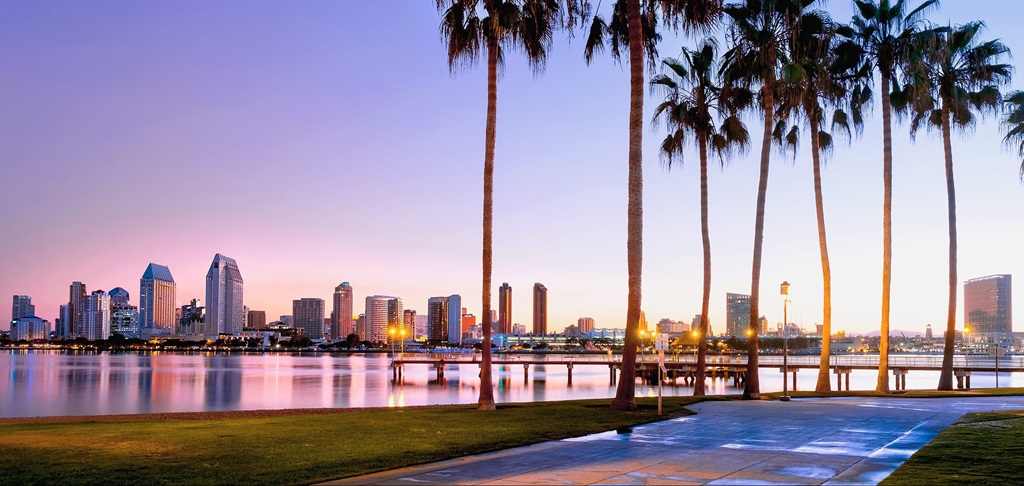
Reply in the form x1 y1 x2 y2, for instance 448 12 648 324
656 333 668 415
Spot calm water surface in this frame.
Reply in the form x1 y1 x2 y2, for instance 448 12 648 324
2 350 1022 418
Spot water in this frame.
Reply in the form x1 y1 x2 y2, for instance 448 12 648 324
2 350 1022 418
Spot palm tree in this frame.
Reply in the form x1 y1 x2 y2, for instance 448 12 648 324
436 0 582 410
903 22 1011 390
1001 91 1024 181
585 0 721 411
847 0 937 394
722 0 814 400
776 12 868 392
650 42 749 396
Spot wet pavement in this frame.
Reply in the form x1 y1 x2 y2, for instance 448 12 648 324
324 396 1024 485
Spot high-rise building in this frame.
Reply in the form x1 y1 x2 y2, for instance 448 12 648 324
11 295 34 322
108 288 130 307
68 281 87 338
404 309 417 339
293 298 325 340
512 323 526 335
498 282 512 335
726 293 751 337
206 254 244 338
57 304 71 338
80 290 110 341
926 324 933 340
414 314 428 338
111 304 139 339
639 310 648 332
356 314 367 339
364 296 400 343
331 282 354 340
139 263 176 337
964 275 1013 339
578 317 595 334
427 296 449 343
247 310 267 330
532 283 548 335
448 295 462 345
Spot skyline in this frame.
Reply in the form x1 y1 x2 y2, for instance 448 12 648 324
2 1 1023 334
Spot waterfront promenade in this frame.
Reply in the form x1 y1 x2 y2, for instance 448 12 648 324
328 396 1024 485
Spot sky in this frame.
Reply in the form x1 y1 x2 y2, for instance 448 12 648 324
2 1 1022 336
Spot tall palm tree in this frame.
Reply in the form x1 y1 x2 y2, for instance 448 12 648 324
847 0 937 394
1001 90 1024 181
776 13 868 392
585 0 720 411
437 0 582 410
722 0 814 400
903 22 1011 390
651 42 749 396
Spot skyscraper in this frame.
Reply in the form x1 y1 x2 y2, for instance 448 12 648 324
726 293 751 337
80 290 110 341
448 295 462 345
11 295 34 322
140 263 177 337
427 296 448 343
293 298 325 339
364 296 400 343
206 254 244 338
404 309 417 339
498 282 512 335
108 288 130 307
68 281 86 338
331 282 354 340
964 275 1013 339
57 304 71 338
533 283 547 335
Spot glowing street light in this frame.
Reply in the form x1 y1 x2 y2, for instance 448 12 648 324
780 281 791 402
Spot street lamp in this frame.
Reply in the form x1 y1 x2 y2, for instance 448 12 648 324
780 281 791 402
389 327 396 358
964 326 971 368
638 329 647 363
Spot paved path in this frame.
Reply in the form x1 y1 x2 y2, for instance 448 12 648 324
324 396 1024 485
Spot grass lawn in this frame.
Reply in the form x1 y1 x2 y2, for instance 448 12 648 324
882 409 1024 485
0 397 707 485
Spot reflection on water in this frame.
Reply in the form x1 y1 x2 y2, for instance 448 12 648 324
3 350 1023 418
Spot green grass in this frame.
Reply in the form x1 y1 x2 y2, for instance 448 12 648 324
0 397 708 486
883 409 1024 485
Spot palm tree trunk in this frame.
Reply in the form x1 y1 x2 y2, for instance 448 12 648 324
695 135 710 397
877 74 892 394
478 34 498 411
743 80 774 401
810 110 832 392
610 0 644 412
937 100 957 391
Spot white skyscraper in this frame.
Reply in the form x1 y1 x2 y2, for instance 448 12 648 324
206 253 244 338
139 263 176 337
364 295 400 343
80 290 110 341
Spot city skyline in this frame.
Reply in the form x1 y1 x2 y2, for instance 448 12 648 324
2 1 1023 335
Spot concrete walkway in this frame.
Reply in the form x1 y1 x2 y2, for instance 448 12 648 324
325 396 1024 485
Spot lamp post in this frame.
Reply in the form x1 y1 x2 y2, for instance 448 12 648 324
964 326 971 368
638 329 647 363
780 281 791 402
389 327 396 358
400 327 406 358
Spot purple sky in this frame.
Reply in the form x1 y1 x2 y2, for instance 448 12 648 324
2 1 1022 335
